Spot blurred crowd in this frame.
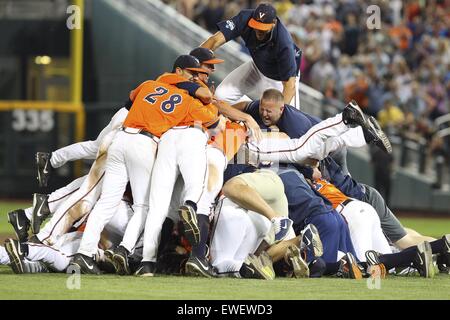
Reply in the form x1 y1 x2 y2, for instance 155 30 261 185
164 0 450 166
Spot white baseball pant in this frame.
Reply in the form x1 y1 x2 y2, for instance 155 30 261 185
141 127 209 262
338 200 392 262
215 61 300 109
50 107 128 168
78 130 158 257
247 113 366 164
210 197 295 273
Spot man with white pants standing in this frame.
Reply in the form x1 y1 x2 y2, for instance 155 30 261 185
201 3 301 108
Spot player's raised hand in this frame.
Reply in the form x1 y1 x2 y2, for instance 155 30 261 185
244 116 263 142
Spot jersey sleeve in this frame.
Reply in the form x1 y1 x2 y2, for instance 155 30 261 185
189 103 219 128
129 80 152 101
217 11 247 42
175 81 201 98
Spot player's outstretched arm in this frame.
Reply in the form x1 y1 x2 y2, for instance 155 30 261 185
200 31 226 51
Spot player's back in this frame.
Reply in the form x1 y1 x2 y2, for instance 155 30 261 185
123 80 197 137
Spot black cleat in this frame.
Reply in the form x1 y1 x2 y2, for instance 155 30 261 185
439 234 450 273
364 116 392 154
31 193 51 234
336 252 363 279
285 244 309 278
185 256 217 278
134 261 157 277
7 209 30 242
308 257 326 278
69 253 102 275
99 249 117 274
413 241 435 278
300 224 323 258
178 204 200 246
365 250 387 279
342 100 367 128
5 239 27 274
113 245 131 275
36 152 52 188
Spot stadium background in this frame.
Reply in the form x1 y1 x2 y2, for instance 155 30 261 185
0 0 449 300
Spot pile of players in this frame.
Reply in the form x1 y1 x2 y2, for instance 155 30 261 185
1 3 449 280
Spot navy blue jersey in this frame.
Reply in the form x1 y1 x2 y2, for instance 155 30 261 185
217 10 300 81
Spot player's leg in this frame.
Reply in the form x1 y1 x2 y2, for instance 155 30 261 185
215 61 256 104
137 130 179 276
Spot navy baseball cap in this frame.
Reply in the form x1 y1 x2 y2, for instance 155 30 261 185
172 54 210 74
189 47 224 65
248 3 277 31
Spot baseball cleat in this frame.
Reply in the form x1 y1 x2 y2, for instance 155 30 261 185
342 100 367 128
31 193 51 234
69 253 102 275
271 217 293 243
240 253 274 280
439 234 450 273
185 256 217 278
300 224 323 258
364 116 392 154
7 209 30 242
112 245 131 275
285 244 309 278
100 249 118 274
5 239 27 274
337 252 363 280
178 204 200 246
413 241 435 278
365 250 387 279
135 261 157 277
36 152 52 188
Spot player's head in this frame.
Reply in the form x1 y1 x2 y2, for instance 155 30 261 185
259 89 285 126
248 3 277 41
189 47 224 84
172 54 210 81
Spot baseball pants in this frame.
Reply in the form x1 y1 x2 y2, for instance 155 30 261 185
338 200 392 262
78 130 157 257
50 107 128 168
215 60 300 109
247 113 366 164
142 127 209 262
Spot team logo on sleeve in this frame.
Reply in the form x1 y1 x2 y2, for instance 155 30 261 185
226 20 235 30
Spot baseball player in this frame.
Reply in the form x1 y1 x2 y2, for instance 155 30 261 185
307 166 392 261
73 55 217 276
36 107 130 188
201 3 301 107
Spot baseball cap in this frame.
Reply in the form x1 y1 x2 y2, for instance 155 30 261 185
172 54 210 74
189 47 224 65
248 3 277 31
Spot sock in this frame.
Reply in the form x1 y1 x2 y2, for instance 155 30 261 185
184 200 197 212
324 262 340 275
378 246 416 269
429 239 444 254
191 214 209 258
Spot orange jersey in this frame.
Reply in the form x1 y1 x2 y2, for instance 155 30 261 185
209 121 248 161
123 73 218 137
311 178 349 209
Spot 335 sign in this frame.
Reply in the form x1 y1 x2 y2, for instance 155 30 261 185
12 110 54 132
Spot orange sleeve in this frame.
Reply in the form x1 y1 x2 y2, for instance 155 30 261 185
186 102 219 128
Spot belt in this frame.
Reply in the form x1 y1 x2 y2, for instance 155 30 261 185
336 198 353 213
121 127 159 142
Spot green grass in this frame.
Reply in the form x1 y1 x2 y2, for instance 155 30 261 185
0 201 449 300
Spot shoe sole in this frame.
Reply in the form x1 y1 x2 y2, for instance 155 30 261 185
301 224 323 258
178 206 200 246
417 241 435 278
5 240 24 274
113 254 131 275
368 117 392 154
286 245 309 278
244 254 274 280
365 250 381 266
346 253 363 280
134 266 155 277
7 212 28 243
103 250 118 273
185 262 214 278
